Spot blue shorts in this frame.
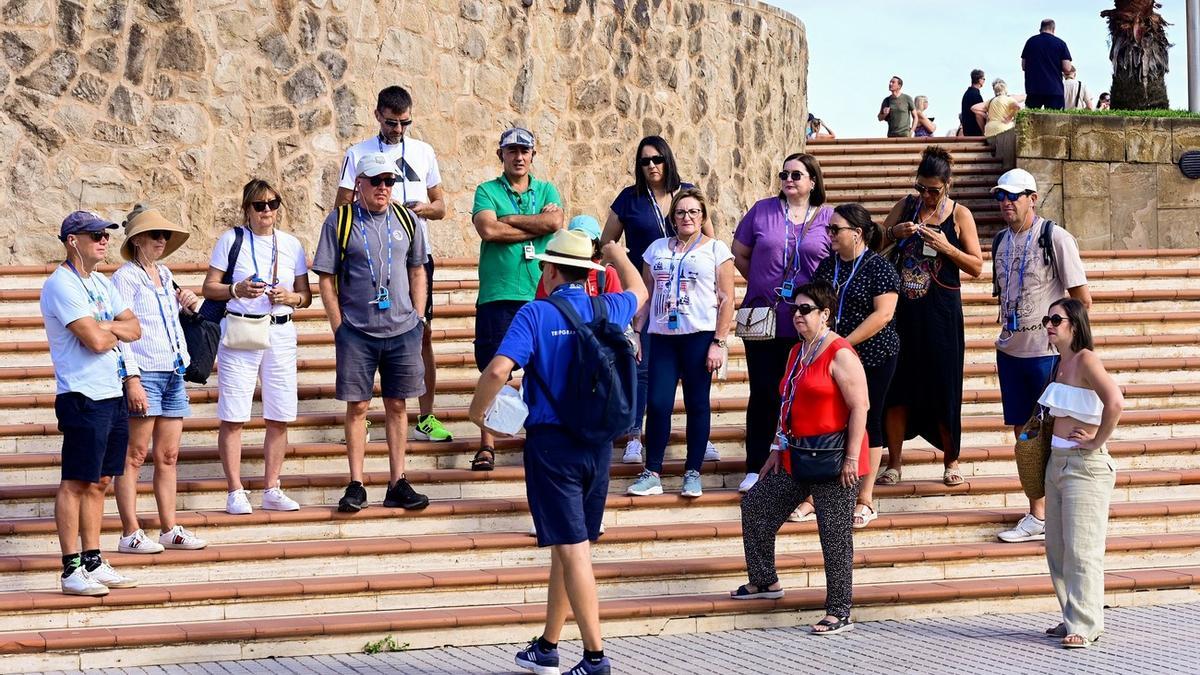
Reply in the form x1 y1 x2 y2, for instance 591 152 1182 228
997 351 1058 427
135 371 191 418
334 322 425 401
524 425 610 547
474 301 526 371
56 393 128 483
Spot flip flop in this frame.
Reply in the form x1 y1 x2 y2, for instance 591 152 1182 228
810 616 855 635
875 468 901 485
470 448 495 471
730 583 784 600
853 502 877 529
943 466 965 487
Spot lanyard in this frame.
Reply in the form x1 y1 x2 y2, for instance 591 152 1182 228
897 197 945 251
64 260 127 377
502 175 532 214
669 234 703 309
246 228 279 287
781 200 815 276
378 135 408 205
1002 218 1039 318
778 329 830 434
355 204 394 291
648 189 676 238
832 250 868 332
138 263 185 366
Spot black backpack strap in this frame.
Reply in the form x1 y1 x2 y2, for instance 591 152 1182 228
521 295 588 426
990 229 1006 298
1039 219 1058 279
221 227 245 285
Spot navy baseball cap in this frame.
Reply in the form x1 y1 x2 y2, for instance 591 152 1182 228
60 211 118 241
498 127 535 149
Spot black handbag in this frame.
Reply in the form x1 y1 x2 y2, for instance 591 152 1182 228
178 309 220 384
787 431 848 482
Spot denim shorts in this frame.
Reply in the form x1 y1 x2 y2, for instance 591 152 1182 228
56 393 128 483
334 322 425 401
997 351 1058 426
136 370 191 418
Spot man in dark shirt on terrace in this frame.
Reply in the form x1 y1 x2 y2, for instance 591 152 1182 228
1021 19 1073 110
960 69 985 136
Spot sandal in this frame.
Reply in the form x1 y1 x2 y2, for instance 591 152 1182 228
1062 633 1095 649
853 502 877 529
788 500 817 522
470 447 495 471
730 583 784 600
1045 622 1067 637
810 615 855 635
875 468 901 485
943 466 965 487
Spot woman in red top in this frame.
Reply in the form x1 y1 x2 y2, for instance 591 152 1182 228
535 215 622 298
732 281 870 635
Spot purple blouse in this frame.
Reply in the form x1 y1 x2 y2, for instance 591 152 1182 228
733 198 833 337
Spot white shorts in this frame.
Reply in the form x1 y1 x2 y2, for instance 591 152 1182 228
216 320 298 423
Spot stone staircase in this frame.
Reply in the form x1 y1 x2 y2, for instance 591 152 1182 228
2 137 1200 672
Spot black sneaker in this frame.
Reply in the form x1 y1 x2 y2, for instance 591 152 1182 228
383 478 429 510
337 481 368 513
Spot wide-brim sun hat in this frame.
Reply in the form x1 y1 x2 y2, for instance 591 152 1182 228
120 205 190 261
533 230 605 272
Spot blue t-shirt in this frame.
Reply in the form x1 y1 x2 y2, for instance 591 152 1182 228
610 182 695 271
1022 32 1072 96
40 266 131 401
495 285 639 427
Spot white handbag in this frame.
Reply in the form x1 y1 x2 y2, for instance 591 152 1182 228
735 306 776 341
221 313 271 351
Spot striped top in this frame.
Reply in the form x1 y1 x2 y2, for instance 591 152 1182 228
111 262 191 375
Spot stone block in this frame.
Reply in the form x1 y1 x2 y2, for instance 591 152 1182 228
14 48 76 95
149 102 209 145
1063 195 1111 250
1170 117 1200 162
1125 117 1171 164
1037 184 1064 225
156 25 205 73
1156 163 1200 209
1015 113 1071 159
1070 116 1125 162
1062 161 1109 198
1019 158 1062 192
1108 163 1158 249
1158 208 1200 248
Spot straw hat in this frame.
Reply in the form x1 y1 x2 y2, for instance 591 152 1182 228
533 230 605 272
120 205 190 261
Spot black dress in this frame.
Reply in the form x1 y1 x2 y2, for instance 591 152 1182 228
885 205 966 462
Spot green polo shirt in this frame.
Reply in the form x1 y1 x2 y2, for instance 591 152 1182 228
472 174 564 305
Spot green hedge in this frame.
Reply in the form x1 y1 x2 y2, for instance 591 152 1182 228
1018 108 1200 120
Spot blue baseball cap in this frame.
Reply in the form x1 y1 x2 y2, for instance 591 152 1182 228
567 215 602 241
59 211 118 241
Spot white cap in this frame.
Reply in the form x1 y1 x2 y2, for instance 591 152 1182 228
355 152 398 178
991 168 1038 194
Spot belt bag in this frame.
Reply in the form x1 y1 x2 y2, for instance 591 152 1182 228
787 431 847 482
735 306 776 341
221 312 271 351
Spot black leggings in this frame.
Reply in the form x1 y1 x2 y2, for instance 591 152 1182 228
743 337 798 474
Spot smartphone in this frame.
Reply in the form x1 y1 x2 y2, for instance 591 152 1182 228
404 201 418 208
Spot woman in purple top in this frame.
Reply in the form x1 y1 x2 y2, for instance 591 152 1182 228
731 152 833 493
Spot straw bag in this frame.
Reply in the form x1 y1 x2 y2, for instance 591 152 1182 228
1013 402 1053 500
735 306 776 341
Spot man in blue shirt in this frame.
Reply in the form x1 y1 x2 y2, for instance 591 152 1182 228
469 230 647 675
1021 19 1073 110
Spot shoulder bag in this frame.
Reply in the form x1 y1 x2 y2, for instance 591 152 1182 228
735 306 776 341
786 431 847 483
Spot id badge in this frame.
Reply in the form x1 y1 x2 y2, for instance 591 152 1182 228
174 354 187 376
667 309 679 330
1006 312 1019 331
780 281 795 300
922 242 937 257
523 242 536 260
376 287 391 311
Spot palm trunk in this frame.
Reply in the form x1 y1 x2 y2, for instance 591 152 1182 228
1102 0 1171 109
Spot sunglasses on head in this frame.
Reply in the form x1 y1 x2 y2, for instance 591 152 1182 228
994 190 1031 202
147 230 173 242
367 176 397 187
638 155 666 167
251 197 282 212
82 231 112 242
779 170 809 182
1042 314 1070 327
913 183 944 196
381 118 413 129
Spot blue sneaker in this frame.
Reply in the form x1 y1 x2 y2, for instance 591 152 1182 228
626 469 663 496
566 656 612 674
680 469 703 498
515 639 559 675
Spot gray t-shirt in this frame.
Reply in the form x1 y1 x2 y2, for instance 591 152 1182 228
993 221 1088 358
312 204 427 338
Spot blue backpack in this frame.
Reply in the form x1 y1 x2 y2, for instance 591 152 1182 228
524 294 637 446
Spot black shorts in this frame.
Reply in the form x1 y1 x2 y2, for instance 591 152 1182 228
473 300 526 371
56 393 128 483
524 425 611 547
423 257 434 325
863 354 898 448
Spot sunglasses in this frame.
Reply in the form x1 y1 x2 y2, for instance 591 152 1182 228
638 155 667 167
1041 314 1070 327
147 230 173 242
913 183 944 196
778 170 809 182
368 176 398 187
83 231 112 242
381 118 413 129
251 198 282 212
674 208 703 219
825 224 855 234
792 303 820 316
994 190 1031 202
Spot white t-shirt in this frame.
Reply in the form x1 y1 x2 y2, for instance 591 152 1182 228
642 236 734 335
40 266 131 400
339 135 442 257
209 228 309 317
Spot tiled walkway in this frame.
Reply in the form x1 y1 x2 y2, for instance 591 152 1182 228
42 602 1200 674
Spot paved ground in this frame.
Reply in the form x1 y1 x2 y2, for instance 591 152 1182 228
42 602 1200 674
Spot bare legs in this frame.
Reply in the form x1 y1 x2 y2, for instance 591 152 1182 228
540 541 603 652
116 417 182 535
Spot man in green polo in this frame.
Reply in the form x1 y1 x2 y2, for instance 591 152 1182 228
470 127 564 471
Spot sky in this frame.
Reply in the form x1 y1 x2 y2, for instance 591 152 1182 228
768 0 1191 138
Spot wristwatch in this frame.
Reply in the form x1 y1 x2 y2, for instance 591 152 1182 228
712 337 727 348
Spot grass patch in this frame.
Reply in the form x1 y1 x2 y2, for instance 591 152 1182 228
363 635 409 654
1018 108 1200 120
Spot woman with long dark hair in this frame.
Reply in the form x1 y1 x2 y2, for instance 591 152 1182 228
880 146 983 486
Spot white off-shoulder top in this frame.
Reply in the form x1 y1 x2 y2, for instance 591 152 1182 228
1038 382 1103 425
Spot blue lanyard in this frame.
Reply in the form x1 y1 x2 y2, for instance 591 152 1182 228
778 329 830 435
1003 219 1038 317
670 234 703 307
355 204 393 290
648 190 674 238
64 260 126 377
502 176 532 214
781 200 815 276
897 198 944 251
832 250 868 332
139 263 185 365
246 228 278 287
378 135 408 205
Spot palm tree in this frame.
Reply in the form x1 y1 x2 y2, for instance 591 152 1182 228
1101 0 1171 109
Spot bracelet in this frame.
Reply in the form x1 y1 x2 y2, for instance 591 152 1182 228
229 282 239 300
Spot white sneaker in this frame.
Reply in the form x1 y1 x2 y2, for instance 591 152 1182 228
60 567 108 596
159 525 208 550
262 485 300 511
998 513 1046 543
88 561 137 588
704 442 721 462
622 439 643 464
226 488 252 515
528 522 538 537
117 528 165 554
738 472 759 493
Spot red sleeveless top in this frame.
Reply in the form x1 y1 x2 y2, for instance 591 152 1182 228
778 336 870 477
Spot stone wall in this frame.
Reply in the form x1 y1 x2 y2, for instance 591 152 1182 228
1011 113 1200 250
0 0 807 264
